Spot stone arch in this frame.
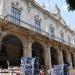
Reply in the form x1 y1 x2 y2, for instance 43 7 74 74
32 41 45 68
0 32 24 44
32 40 45 50
50 46 59 66
0 34 23 68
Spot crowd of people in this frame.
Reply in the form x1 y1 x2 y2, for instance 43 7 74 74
39 63 70 75
39 65 50 75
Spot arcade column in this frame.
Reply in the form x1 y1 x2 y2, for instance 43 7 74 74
44 44 52 69
67 51 72 67
71 52 75 68
23 38 32 57
58 47 63 64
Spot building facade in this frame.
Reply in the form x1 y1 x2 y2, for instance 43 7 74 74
0 0 75 69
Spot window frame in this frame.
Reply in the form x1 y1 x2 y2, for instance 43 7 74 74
60 33 64 41
11 7 21 25
34 15 41 32
50 26 55 37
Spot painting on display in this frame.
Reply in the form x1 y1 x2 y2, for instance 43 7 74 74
20 56 33 75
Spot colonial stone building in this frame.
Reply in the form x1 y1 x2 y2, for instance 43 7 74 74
0 0 75 69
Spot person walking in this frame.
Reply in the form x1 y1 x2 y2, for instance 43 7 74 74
63 63 69 75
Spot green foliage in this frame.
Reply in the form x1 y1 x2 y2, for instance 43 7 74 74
66 0 75 11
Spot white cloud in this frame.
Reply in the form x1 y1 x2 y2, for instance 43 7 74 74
63 5 68 11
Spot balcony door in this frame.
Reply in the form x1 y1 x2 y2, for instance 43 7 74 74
11 7 21 25
35 15 41 32
50 26 55 38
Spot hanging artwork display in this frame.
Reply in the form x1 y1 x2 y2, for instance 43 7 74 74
34 57 39 75
20 56 39 75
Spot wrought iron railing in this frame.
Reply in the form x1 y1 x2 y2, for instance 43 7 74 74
4 14 49 38
4 14 75 48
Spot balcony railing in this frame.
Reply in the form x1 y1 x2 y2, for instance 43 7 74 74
4 14 49 38
49 34 75 48
4 14 75 48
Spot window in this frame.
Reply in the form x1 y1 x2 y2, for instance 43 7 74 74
74 38 75 44
68 36 71 42
35 15 41 32
11 7 21 25
60 33 64 41
50 26 55 37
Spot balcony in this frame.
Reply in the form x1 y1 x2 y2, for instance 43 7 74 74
49 34 75 48
4 14 49 38
4 14 75 48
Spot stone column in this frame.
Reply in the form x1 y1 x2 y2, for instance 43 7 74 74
58 47 63 64
52 46 63 65
44 44 52 69
67 51 72 67
23 38 32 57
71 53 75 68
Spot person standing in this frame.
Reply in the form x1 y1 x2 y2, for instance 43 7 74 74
39 68 45 75
63 63 69 75
45 65 50 75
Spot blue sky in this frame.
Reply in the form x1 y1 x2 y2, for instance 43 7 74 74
35 0 75 29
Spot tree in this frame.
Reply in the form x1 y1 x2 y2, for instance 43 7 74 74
66 0 75 11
